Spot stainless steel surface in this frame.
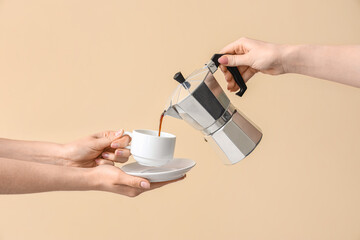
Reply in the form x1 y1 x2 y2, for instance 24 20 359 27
165 60 262 164
164 105 181 119
206 60 217 74
210 111 263 164
168 71 231 131
231 108 263 144
202 103 236 135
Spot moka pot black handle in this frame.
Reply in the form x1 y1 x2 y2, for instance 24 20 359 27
211 54 247 97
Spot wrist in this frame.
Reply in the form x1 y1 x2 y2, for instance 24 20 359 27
84 167 102 191
59 166 94 191
78 167 96 191
27 142 70 166
60 143 77 166
280 44 303 74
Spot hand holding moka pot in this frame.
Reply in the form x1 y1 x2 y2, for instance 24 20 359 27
164 54 262 165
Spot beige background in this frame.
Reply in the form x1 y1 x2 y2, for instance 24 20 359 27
0 0 360 239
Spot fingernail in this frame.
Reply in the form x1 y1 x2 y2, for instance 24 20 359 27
115 150 123 156
218 56 228 65
102 152 109 158
111 142 120 148
95 159 100 164
140 181 150 189
115 129 124 137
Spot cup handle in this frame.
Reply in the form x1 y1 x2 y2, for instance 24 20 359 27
123 131 132 150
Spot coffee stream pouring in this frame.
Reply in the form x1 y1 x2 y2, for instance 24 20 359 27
164 54 262 164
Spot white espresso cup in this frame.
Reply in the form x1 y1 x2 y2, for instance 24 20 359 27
124 129 176 167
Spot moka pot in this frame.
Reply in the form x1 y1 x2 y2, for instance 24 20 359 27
165 54 262 164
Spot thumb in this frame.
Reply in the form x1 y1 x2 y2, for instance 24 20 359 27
96 129 124 149
119 173 151 189
218 54 251 67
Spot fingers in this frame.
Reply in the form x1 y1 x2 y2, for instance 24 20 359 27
218 52 253 91
219 64 227 73
220 37 251 54
110 135 131 149
117 171 151 190
115 175 186 197
241 67 258 83
220 41 238 54
218 54 251 67
92 129 124 140
95 129 124 149
117 171 185 191
226 69 256 91
100 135 131 163
220 38 245 54
101 149 130 163
102 165 187 197
94 164 186 197
220 60 258 91
95 158 115 166
149 175 186 190
227 80 240 92
220 65 247 92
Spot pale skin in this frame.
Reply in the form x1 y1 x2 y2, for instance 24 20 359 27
218 37 360 90
0 130 184 196
7 38 356 196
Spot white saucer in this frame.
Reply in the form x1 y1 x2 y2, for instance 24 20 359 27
121 158 196 182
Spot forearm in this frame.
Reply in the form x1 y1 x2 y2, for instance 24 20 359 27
0 158 92 194
282 45 360 87
0 138 68 165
